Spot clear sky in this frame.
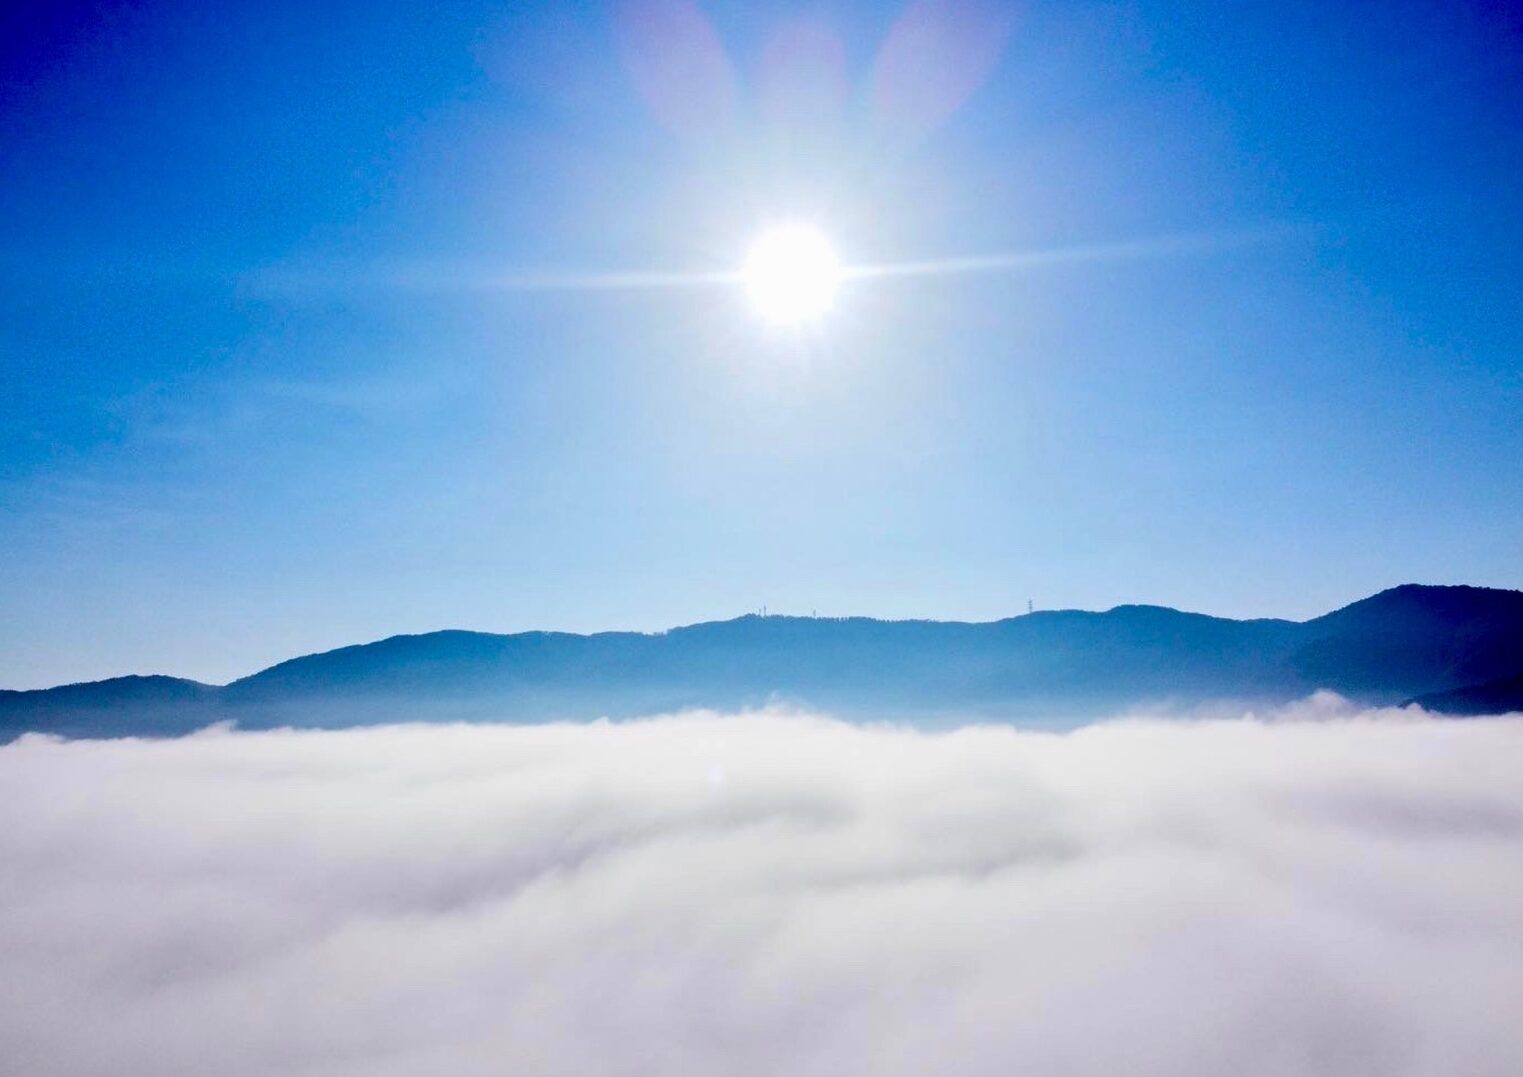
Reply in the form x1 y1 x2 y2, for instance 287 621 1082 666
2 0 1520 688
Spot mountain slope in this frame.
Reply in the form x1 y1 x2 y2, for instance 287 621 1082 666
1291 584 1523 700
1407 672 1523 716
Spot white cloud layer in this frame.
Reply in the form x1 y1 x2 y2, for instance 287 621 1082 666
2 703 1522 1076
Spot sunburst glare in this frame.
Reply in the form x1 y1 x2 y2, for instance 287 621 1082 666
741 224 841 324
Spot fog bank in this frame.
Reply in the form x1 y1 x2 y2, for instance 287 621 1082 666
2 703 1521 1076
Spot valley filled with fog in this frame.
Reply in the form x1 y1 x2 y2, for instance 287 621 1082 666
3 701 1520 1077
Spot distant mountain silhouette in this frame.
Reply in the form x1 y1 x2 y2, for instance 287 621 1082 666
0 675 219 740
4 584 1521 740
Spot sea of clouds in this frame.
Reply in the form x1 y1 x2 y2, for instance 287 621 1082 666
2 698 1521 1076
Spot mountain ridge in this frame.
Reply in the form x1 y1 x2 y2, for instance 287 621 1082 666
4 584 1521 739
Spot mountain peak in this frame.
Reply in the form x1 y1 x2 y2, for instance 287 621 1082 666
1312 583 1523 625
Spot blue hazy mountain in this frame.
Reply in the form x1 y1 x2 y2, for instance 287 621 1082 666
0 675 221 740
1407 673 1523 716
4 584 1521 740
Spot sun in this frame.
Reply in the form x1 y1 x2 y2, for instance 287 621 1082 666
741 225 841 324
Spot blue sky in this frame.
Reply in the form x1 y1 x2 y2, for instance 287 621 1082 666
2 0 1520 687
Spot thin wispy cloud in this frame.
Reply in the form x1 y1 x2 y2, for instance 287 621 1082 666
2 704 1520 1076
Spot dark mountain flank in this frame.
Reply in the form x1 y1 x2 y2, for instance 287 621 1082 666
1407 673 1523 716
4 585 1521 740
